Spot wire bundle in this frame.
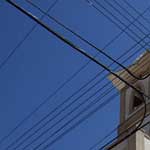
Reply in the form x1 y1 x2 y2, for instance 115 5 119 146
1 0 150 150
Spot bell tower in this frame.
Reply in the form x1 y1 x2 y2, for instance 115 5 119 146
107 51 150 150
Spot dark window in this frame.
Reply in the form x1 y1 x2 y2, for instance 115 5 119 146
132 92 144 111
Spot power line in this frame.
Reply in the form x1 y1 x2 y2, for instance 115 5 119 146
0 0 60 146
104 0 148 36
0 0 139 146
6 0 149 148
98 120 150 150
91 0 150 47
5 1 149 150
4 46 149 150
37 101 149 150
23 89 118 150
5 37 149 150
25 0 150 81
89 112 150 150
34 93 119 150
2 0 149 147
123 0 150 25
20 58 149 150
4 33 149 150
89 127 117 150
3 0 150 149
0 0 58 71
113 0 150 33
24 0 150 149
96 115 149 150
22 54 150 150
6 0 148 97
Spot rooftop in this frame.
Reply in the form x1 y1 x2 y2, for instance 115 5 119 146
108 50 150 90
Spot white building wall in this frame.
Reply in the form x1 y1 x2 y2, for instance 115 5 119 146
144 137 150 150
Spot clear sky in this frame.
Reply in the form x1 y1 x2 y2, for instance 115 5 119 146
0 0 150 150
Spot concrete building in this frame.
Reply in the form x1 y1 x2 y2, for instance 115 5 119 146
107 51 150 150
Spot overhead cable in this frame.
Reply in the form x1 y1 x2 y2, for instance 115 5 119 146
26 0 150 81
0 0 60 146
104 0 148 36
2 0 145 145
89 112 150 150
5 1 149 150
20 57 150 150
5 38 149 150
124 0 150 25
113 0 150 33
89 0 150 48
98 121 150 150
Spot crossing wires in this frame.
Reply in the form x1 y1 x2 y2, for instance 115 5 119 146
2 1 150 149
2 0 150 147
0 0 60 146
5 1 150 150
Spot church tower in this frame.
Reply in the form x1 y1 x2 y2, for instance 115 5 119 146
107 51 150 150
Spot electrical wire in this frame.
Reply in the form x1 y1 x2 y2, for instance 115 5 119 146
3 1 150 148
123 0 150 25
5 36 149 150
0 0 60 146
25 0 150 149
34 93 119 150
89 127 117 150
113 0 150 33
98 121 150 150
90 0 150 48
104 0 148 36
37 62 150 150
6 0 149 149
89 111 150 150
2 0 146 145
5 0 149 98
5 1 149 150
4 32 150 150
4 46 149 150
2 0 150 147
0 0 58 71
96 115 150 150
25 0 150 81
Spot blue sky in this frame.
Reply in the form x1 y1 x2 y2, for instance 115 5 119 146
0 0 150 150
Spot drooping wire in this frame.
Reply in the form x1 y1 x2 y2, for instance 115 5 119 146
5 35 149 150
4 31 150 150
3 1 150 148
6 47 149 149
2 0 149 147
87 0 150 80
0 1 138 148
4 1 149 150
25 0 150 81
0 0 60 146
5 1 149 150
